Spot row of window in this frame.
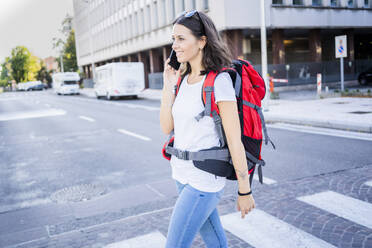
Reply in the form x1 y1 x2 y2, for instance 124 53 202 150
273 0 371 7
77 0 209 57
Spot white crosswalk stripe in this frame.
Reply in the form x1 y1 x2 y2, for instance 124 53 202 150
117 128 151 141
297 190 372 229
253 174 277 184
220 209 336 248
97 185 372 248
104 231 166 248
0 109 66 121
364 180 372 187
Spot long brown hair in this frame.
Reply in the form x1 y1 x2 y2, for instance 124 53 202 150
173 11 232 76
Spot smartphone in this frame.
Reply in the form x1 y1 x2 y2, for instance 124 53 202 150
168 49 180 70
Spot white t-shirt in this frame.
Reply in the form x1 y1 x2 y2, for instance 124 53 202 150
170 72 236 192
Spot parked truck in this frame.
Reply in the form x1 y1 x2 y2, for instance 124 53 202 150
52 72 80 95
94 62 145 100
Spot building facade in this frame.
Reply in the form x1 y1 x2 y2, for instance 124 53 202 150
73 0 372 87
43 56 59 72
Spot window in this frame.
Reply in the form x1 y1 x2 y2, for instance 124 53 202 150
160 0 166 26
293 0 303 5
129 15 133 38
312 0 321 6
152 2 158 29
330 0 338 6
272 0 283 4
191 0 196 9
134 12 138 36
145 5 151 32
348 0 354 7
202 0 209 10
365 0 369 7
170 0 175 20
140 9 144 34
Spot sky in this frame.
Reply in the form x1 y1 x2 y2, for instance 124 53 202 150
0 0 74 63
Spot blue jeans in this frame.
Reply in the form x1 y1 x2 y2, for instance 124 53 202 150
165 180 228 248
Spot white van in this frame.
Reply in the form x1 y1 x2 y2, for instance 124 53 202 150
94 62 145 100
52 72 80 95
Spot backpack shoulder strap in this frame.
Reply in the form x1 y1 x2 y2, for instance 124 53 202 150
174 76 183 97
195 70 232 148
202 71 219 116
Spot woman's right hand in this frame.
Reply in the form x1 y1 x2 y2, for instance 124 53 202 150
163 58 180 92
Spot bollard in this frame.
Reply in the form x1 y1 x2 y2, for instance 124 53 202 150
269 77 274 93
317 73 322 96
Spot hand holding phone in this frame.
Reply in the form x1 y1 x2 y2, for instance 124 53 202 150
168 49 180 70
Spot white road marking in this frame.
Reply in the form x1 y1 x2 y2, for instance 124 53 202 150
364 180 372 187
253 174 277 184
104 231 166 248
79 115 95 122
145 184 165 197
0 97 22 101
114 102 160 111
0 198 52 214
268 123 372 141
298 191 372 229
221 209 336 248
0 109 66 121
117 129 151 141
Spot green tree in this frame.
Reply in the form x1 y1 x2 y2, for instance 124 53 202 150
0 58 12 87
53 14 77 72
0 57 11 80
9 46 30 83
26 55 41 81
37 62 52 84
62 29 78 72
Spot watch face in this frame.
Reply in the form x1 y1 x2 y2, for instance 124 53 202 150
168 50 180 70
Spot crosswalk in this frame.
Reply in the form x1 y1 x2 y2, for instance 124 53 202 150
298 191 372 229
103 180 372 248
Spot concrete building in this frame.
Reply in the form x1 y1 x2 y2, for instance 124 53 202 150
73 0 372 87
43 56 59 72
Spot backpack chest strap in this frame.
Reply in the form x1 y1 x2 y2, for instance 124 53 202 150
165 146 230 161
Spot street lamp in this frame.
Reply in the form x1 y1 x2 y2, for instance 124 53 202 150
82 0 95 81
260 0 270 111
52 37 65 73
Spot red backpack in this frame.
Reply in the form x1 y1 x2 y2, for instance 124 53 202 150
162 59 275 186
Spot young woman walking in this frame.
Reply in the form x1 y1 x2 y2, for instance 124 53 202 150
160 10 256 248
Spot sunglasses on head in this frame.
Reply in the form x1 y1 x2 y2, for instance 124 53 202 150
180 10 206 35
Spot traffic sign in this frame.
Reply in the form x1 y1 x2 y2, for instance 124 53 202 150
335 35 347 58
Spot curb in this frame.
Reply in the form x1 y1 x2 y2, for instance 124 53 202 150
265 116 372 134
78 89 371 133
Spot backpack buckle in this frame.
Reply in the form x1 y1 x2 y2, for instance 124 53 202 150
177 150 189 160
213 115 222 125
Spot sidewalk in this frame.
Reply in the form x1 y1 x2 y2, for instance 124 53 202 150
79 87 372 133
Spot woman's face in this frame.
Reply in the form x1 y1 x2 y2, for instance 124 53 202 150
171 24 205 63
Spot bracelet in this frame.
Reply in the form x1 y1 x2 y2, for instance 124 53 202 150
238 190 252 196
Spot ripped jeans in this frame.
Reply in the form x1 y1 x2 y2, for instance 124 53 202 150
165 180 228 248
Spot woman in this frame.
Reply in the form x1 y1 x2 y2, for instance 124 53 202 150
160 10 255 247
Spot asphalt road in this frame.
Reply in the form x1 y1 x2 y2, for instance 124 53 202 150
1 89 372 247
0 89 371 213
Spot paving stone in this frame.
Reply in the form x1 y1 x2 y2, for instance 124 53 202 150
4 165 372 248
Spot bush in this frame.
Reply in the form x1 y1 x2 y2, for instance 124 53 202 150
0 79 10 88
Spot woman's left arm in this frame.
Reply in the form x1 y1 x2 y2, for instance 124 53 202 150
217 101 251 193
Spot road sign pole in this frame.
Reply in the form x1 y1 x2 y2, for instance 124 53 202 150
340 57 344 91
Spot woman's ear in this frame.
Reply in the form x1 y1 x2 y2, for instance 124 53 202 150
199 36 207 50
